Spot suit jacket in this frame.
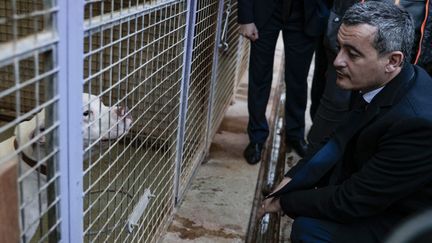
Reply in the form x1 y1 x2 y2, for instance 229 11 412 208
276 64 432 242
237 0 330 37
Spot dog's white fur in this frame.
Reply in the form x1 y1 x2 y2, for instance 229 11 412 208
82 93 132 144
0 93 132 241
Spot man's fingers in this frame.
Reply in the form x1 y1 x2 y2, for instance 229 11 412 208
240 32 255 41
250 32 259 42
257 199 270 220
245 31 258 41
253 32 259 41
238 23 259 41
257 206 266 220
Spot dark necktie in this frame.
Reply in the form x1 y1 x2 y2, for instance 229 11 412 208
353 95 368 111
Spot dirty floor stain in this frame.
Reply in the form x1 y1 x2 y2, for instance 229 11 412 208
168 216 244 240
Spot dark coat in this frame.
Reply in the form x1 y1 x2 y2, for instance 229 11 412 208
276 64 432 242
237 0 330 37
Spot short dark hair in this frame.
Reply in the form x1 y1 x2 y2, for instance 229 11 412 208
342 1 415 62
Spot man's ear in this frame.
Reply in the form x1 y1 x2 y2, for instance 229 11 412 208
385 51 404 73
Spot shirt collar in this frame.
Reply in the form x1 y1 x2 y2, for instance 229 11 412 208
361 86 385 103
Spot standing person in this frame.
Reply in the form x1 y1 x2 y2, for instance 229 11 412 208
307 0 432 151
238 0 330 164
258 2 432 242
307 0 358 151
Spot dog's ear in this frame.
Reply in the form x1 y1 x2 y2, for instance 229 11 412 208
114 106 126 118
14 120 33 142
15 119 46 145
27 122 46 145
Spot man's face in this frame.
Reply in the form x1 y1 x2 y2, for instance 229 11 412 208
334 23 391 92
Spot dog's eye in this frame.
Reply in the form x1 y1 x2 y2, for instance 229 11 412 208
39 128 45 132
83 110 90 116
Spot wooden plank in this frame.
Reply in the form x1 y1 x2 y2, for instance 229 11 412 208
0 139 20 243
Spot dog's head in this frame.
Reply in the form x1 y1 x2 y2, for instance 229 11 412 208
82 93 133 144
14 109 47 161
14 93 133 158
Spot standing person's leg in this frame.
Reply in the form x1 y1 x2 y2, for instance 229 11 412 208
306 61 351 152
310 36 328 121
244 14 282 165
282 28 317 157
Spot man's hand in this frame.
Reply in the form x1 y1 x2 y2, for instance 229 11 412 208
239 23 259 41
257 197 281 220
256 177 291 220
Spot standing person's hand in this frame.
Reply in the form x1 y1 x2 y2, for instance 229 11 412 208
239 23 259 41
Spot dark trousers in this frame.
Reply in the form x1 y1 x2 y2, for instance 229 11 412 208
291 217 384 243
291 217 338 243
310 35 328 121
247 3 317 144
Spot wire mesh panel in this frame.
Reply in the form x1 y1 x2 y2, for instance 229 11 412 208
237 35 249 87
0 0 61 242
209 0 240 136
0 0 47 44
178 0 219 195
82 0 186 242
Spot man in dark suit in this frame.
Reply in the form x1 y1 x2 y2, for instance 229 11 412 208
307 0 432 153
257 2 432 242
238 0 330 163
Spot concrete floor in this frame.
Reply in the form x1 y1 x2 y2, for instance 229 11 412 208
162 36 314 243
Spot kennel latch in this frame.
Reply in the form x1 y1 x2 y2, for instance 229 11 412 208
126 189 155 233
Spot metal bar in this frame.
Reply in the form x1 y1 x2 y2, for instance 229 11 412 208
204 0 225 154
83 0 176 32
58 0 84 242
43 24 59 243
218 0 231 51
246 62 285 243
173 0 197 205
0 31 58 67
256 113 285 243
11 7 58 20
234 36 243 88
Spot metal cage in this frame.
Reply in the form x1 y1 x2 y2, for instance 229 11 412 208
0 0 61 242
82 1 187 242
0 0 248 242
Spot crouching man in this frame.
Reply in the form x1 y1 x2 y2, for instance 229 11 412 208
258 1 432 243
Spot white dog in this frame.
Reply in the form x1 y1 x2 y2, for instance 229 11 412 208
0 93 132 241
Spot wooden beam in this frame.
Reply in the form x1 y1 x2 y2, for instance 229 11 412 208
0 156 20 243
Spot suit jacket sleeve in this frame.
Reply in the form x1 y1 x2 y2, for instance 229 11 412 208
285 135 332 178
279 118 432 223
238 0 254 24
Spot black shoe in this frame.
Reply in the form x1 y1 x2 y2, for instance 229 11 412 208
286 139 308 157
243 142 263 165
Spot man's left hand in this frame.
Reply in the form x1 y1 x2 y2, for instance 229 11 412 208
257 197 281 220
